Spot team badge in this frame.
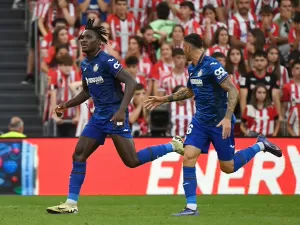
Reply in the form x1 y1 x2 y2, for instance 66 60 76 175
198 70 202 77
93 64 99 72
265 76 270 82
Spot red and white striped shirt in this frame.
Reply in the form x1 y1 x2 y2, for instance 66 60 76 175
128 103 148 136
251 0 278 16
230 70 242 90
128 0 152 27
257 22 279 45
49 68 80 118
170 100 195 137
191 0 219 23
267 65 289 89
135 75 147 88
107 13 139 58
206 44 230 57
201 22 227 41
122 56 153 78
76 99 94 137
159 70 189 95
281 82 300 107
288 105 300 136
40 32 77 51
149 60 173 80
242 104 278 136
228 12 257 42
180 19 202 36
31 0 51 21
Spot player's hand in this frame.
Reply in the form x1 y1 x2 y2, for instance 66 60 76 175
53 103 67 118
110 109 126 127
216 118 231 139
144 96 165 110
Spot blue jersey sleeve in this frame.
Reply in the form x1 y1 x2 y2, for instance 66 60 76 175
103 56 123 78
210 61 228 85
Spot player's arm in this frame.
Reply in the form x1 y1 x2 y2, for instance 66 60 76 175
164 87 194 102
219 76 239 120
115 69 137 111
64 80 91 108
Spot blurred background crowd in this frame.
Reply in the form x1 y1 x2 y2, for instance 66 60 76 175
1 0 300 138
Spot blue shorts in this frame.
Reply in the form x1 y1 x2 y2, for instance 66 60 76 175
81 116 132 145
184 117 235 161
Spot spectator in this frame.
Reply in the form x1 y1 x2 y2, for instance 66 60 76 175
170 24 185 49
125 56 147 88
245 28 265 70
266 46 290 89
79 10 101 35
159 48 188 95
201 4 227 47
288 11 300 51
49 54 80 137
239 50 281 118
206 27 230 56
273 0 293 62
128 84 149 136
141 25 167 64
211 52 226 67
218 0 236 20
257 5 279 46
240 84 280 137
100 22 121 61
124 36 153 78
225 47 247 89
78 0 109 24
107 0 139 58
149 2 176 42
128 0 152 27
150 42 174 95
281 60 300 118
229 0 257 48
170 85 195 137
153 0 182 20
177 1 202 37
287 104 300 136
0 117 26 138
251 0 278 16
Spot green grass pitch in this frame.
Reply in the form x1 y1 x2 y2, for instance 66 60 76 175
0 196 299 225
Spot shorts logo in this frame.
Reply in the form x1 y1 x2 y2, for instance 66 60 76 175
85 76 104 85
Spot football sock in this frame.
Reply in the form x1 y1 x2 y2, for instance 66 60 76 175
183 167 197 210
137 143 173 164
233 143 263 172
66 162 86 205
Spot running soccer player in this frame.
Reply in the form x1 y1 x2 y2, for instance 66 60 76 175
46 19 184 214
144 33 282 216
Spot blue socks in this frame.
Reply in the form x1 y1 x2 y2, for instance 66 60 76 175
183 167 197 210
137 143 173 165
67 162 86 204
233 143 261 172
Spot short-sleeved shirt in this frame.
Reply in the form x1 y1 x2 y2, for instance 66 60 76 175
81 51 123 120
78 0 110 24
187 55 234 126
239 71 279 103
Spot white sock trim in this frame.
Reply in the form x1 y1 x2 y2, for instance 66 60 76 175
257 142 265 151
66 199 77 205
187 203 197 210
171 143 175 151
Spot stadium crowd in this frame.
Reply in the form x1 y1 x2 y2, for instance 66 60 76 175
22 0 300 138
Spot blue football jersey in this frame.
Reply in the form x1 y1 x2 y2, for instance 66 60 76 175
81 51 124 120
187 56 235 126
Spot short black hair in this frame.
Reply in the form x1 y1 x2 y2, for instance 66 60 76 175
292 60 300 68
58 54 74 66
125 56 139 67
135 83 145 91
253 50 268 59
203 4 216 15
115 0 127 3
156 2 170 20
172 48 184 57
52 18 67 27
180 1 195 11
294 11 300 23
79 19 107 44
212 52 225 59
140 25 152 34
184 33 203 48
172 85 185 94
260 5 273 15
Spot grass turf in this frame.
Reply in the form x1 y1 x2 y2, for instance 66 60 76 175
0 196 299 225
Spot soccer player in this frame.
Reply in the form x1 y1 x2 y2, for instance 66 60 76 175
46 19 184 214
144 33 282 216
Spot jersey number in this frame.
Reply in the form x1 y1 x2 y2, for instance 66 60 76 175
186 124 193 135
214 67 226 79
108 58 121 69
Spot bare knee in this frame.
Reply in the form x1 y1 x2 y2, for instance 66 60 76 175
220 161 234 174
73 146 87 162
183 152 198 167
123 155 140 168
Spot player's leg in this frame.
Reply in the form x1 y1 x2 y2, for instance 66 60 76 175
110 134 184 168
173 118 210 216
211 127 282 174
47 120 104 214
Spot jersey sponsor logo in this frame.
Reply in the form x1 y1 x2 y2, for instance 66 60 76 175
85 76 104 85
214 67 227 80
190 79 203 87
